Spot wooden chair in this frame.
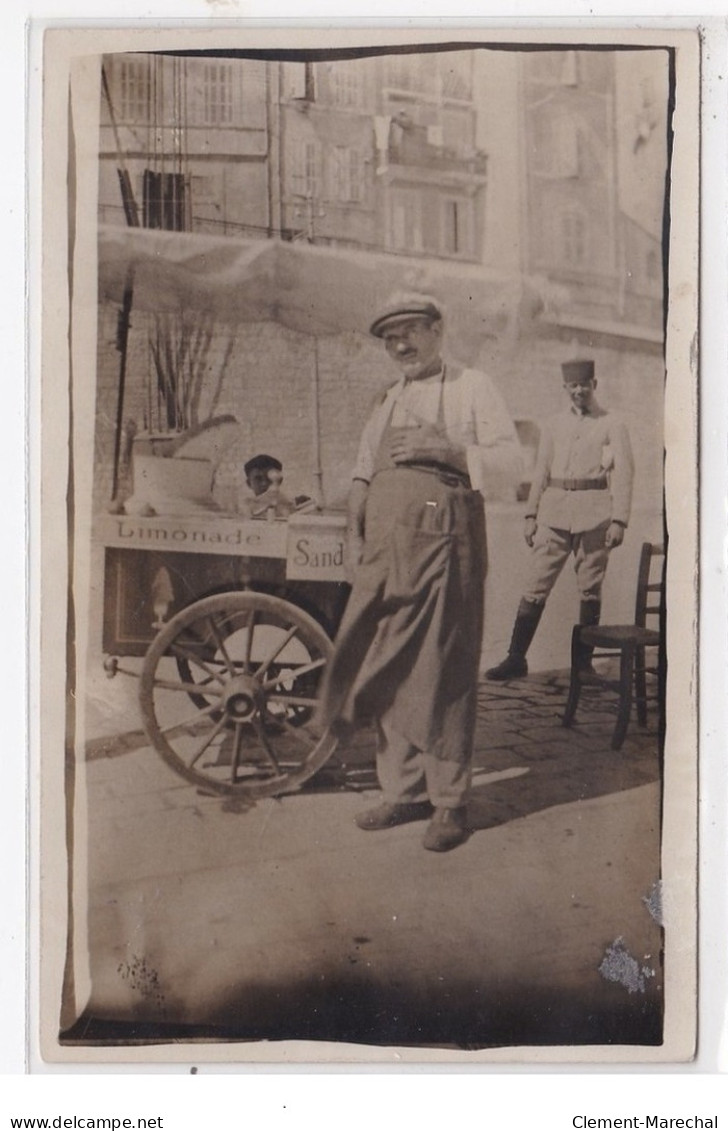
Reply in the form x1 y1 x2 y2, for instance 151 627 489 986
562 542 665 750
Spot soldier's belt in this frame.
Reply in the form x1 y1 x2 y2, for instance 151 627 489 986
549 477 608 491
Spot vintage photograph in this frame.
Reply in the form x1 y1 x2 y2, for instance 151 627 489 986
40 28 698 1061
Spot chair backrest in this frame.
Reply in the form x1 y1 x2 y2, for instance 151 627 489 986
634 542 665 629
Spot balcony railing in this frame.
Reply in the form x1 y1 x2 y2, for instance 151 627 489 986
389 131 487 176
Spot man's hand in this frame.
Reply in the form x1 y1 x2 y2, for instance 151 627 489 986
605 521 626 549
524 516 537 547
389 425 450 465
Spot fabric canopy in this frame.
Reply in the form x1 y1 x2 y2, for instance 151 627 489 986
96 224 565 356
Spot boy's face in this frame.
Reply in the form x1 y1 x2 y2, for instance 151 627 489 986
247 467 272 496
564 377 597 413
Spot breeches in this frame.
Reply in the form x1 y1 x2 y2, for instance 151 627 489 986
522 522 611 605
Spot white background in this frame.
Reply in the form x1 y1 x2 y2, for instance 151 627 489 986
3 0 726 1120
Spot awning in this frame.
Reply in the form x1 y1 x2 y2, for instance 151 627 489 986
97 224 563 357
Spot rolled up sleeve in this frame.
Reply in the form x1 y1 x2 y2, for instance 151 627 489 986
466 372 523 496
351 397 390 483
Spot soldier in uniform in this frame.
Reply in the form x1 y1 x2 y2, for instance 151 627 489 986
486 358 634 681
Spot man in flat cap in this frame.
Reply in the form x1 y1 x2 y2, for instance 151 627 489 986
486 358 634 681
318 293 521 851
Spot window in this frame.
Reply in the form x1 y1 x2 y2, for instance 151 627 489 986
442 107 473 155
388 188 423 252
385 53 436 95
442 197 474 257
289 139 321 198
439 53 472 101
118 59 151 122
328 147 364 203
327 62 365 108
561 211 588 266
388 189 474 258
143 170 188 231
203 63 234 126
525 52 568 87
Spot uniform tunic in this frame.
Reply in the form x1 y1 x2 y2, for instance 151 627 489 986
318 365 520 805
522 402 634 604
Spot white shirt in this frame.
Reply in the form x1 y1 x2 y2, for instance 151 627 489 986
352 365 522 496
526 402 634 532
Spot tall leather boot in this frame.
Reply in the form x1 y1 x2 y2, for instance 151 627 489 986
576 599 601 672
485 599 544 680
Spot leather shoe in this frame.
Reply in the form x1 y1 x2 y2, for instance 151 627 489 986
355 801 433 831
423 807 469 852
485 654 528 681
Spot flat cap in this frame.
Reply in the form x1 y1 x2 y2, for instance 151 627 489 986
244 453 282 476
369 292 443 338
561 359 595 384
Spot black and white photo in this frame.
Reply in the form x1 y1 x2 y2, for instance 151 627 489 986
38 27 699 1063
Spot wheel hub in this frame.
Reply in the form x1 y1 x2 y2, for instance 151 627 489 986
223 674 264 722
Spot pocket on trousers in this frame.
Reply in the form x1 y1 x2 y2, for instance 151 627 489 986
382 523 452 604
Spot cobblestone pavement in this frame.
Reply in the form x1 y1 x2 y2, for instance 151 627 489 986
70 668 663 1057
305 668 660 822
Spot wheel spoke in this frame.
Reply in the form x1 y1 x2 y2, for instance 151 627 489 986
252 718 282 774
141 591 337 798
255 625 299 680
261 656 326 690
158 699 221 738
152 676 224 698
189 714 228 768
206 615 237 676
266 694 320 709
243 609 256 674
272 714 319 752
170 643 226 685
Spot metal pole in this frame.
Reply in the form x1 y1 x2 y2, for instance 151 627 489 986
111 265 135 500
311 337 324 507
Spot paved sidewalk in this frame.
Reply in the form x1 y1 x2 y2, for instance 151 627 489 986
66 669 664 1056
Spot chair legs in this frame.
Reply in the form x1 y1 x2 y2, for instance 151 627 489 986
612 642 636 750
563 631 638 751
562 625 583 728
634 645 648 726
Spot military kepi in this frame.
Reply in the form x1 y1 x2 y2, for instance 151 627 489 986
562 359 595 384
369 293 443 338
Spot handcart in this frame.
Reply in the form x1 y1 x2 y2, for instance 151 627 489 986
95 226 539 800
99 507 349 799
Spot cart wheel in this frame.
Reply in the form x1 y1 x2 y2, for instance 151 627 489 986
173 591 324 720
140 591 338 798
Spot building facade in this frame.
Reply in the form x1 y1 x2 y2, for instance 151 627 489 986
99 51 488 261
94 45 671 674
477 48 666 339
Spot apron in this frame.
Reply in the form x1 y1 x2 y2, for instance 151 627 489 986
319 373 487 761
